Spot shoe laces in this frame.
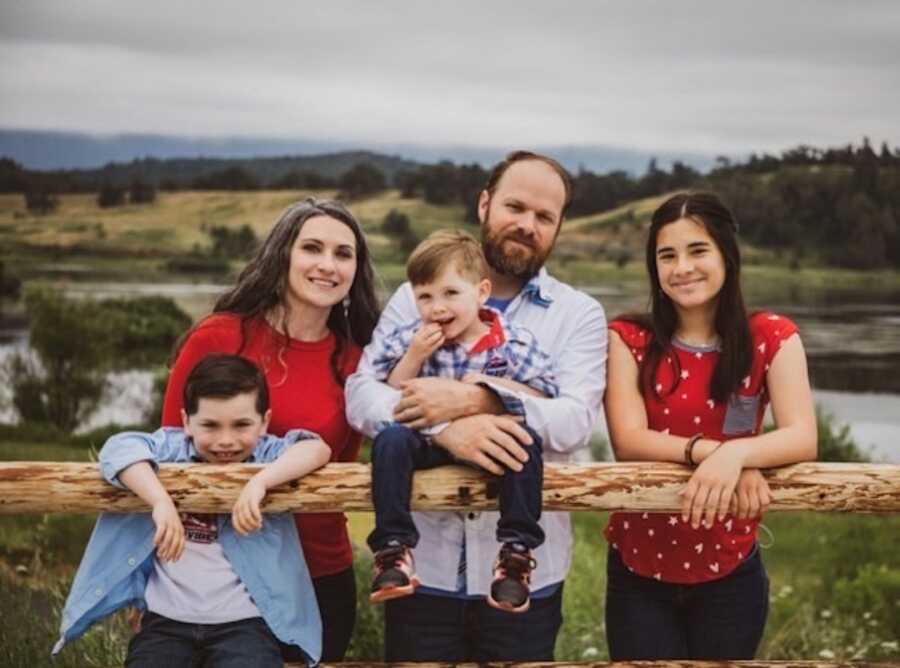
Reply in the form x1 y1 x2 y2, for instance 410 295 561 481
497 545 537 582
374 544 408 572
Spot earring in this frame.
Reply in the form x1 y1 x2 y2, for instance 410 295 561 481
342 296 351 319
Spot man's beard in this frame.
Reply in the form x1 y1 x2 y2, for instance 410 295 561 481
481 210 552 280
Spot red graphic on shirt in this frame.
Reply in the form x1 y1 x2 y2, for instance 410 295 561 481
181 513 218 544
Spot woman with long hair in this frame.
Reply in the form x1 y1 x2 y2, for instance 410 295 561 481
162 198 380 661
603 191 816 660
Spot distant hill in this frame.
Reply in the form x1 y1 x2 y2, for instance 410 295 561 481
0 128 716 174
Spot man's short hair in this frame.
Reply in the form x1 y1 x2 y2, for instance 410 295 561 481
407 229 488 286
483 150 574 217
182 354 270 416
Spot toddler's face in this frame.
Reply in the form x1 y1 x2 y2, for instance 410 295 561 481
182 392 271 463
412 265 490 344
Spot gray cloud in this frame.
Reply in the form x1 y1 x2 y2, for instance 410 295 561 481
0 0 897 154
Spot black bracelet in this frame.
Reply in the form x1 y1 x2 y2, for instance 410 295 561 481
684 433 703 467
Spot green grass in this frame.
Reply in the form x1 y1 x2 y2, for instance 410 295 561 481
1 443 897 664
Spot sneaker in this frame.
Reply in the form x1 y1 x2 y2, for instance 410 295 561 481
487 542 537 613
369 542 419 604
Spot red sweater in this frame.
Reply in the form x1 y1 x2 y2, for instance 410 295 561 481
162 313 362 579
605 312 798 584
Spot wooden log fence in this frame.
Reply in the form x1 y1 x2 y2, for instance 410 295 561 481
0 461 897 515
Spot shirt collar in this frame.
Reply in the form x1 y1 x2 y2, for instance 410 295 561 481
469 308 507 354
519 268 554 308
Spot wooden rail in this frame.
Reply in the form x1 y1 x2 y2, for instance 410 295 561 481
308 663 893 668
1 461 897 514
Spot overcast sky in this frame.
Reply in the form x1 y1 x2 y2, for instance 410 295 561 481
1 1 898 155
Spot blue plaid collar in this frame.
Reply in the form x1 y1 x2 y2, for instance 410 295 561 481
520 269 553 308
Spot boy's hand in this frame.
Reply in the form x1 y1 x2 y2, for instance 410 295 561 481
151 498 185 562
409 322 445 360
232 475 267 536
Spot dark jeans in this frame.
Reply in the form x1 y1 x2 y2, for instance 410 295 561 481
280 566 357 663
605 545 769 660
384 585 563 661
126 612 282 668
367 423 545 551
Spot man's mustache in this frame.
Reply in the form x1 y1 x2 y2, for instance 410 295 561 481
502 232 536 249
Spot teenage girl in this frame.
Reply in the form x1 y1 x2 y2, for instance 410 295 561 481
603 191 817 660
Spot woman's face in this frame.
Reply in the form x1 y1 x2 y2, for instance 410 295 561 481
285 215 358 312
655 217 726 314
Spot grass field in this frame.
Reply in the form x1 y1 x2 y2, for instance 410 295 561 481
1 440 897 666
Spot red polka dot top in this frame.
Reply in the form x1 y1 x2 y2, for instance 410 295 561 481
604 312 799 584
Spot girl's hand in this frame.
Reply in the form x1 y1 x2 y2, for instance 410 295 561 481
680 443 744 529
409 323 445 360
232 476 267 536
151 497 185 562
731 468 772 519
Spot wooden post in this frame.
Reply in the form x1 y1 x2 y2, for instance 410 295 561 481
0 461 898 515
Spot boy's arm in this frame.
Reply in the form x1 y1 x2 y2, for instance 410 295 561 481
463 373 546 398
387 322 445 388
232 438 331 536
118 462 185 562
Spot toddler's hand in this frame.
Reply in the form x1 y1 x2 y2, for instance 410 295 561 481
151 497 184 562
409 322 445 359
232 476 267 536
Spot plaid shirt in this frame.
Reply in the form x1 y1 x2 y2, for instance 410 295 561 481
370 308 558 425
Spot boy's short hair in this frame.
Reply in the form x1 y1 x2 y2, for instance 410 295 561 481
407 229 489 286
182 354 270 416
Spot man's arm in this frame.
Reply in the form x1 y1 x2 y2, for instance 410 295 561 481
484 297 607 454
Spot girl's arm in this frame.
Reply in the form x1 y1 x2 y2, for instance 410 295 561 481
232 439 332 535
118 461 185 562
605 331 722 463
681 334 817 528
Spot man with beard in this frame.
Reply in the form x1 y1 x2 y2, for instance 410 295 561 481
346 150 607 661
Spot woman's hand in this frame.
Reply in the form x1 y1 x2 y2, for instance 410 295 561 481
680 442 745 529
151 497 185 562
730 468 772 519
232 475 267 536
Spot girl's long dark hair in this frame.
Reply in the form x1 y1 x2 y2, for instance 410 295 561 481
622 191 752 404
173 198 380 386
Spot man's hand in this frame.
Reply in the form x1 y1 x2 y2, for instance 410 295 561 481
393 377 502 429
232 475 267 536
151 497 185 562
431 414 533 475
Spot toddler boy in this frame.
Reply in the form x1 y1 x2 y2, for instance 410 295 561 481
367 229 558 613
55 354 330 667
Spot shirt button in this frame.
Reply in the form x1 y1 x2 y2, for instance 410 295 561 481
94 588 103 597
468 513 476 520
128 557 136 566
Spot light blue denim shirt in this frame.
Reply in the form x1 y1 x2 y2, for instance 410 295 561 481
54 427 323 665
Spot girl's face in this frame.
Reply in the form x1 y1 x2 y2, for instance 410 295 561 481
655 217 726 314
286 215 358 312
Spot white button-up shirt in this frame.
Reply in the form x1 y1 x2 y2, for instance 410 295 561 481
346 268 608 595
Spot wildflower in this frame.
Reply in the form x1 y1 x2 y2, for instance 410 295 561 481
819 649 835 660
881 641 899 652
863 611 872 619
820 609 832 619
582 647 600 659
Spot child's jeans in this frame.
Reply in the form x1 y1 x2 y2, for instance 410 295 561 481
367 423 545 552
126 611 283 668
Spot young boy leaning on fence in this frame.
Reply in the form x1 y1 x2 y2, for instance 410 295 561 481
366 229 558 613
54 354 330 667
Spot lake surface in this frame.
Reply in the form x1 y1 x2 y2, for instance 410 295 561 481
1 279 898 461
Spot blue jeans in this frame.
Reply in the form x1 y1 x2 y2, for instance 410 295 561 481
125 612 282 668
605 545 769 660
384 585 563 661
367 423 545 551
